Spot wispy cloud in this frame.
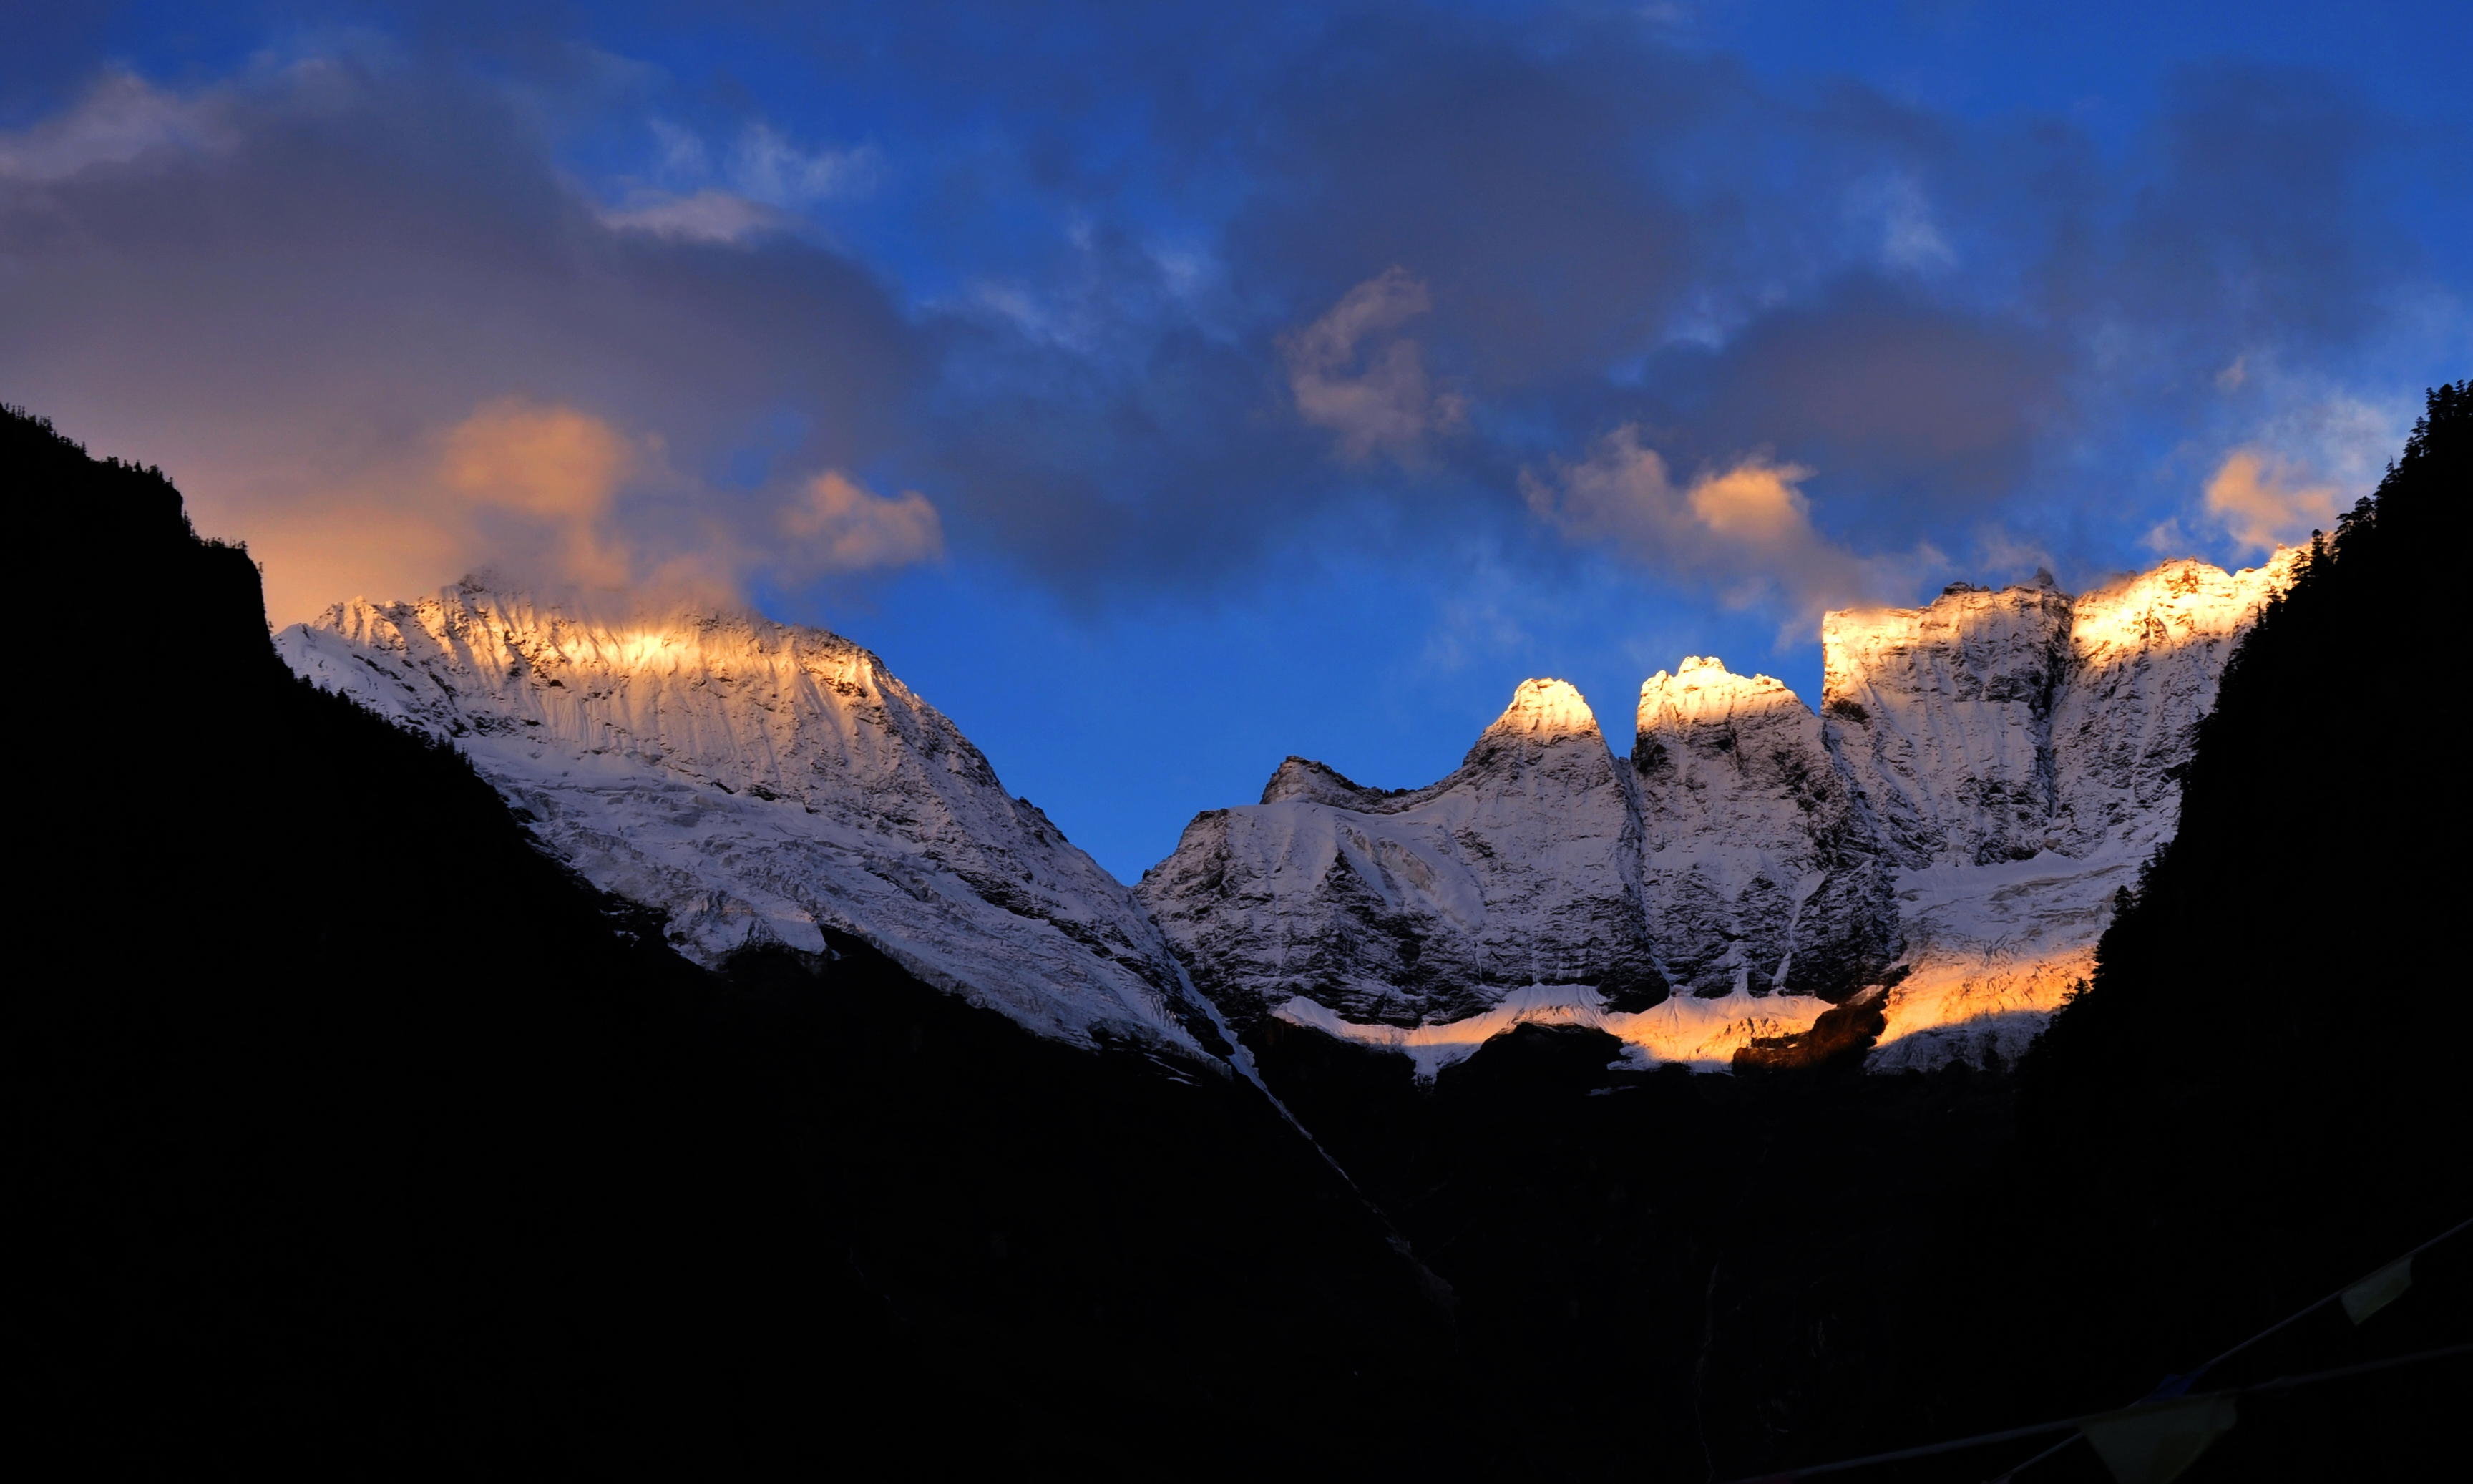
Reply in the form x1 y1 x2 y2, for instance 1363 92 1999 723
0 69 232 180
596 118 879 245
595 187 796 243
1282 268 1466 463
728 122 880 206
779 472 945 575
1849 172 1958 275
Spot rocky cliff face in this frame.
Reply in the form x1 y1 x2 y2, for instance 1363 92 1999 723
1143 553 2298 1075
1634 658 1898 1000
278 581 1225 1059
1823 575 2077 869
2049 555 2302 858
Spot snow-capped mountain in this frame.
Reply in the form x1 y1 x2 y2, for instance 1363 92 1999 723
1141 552 2301 1075
1138 680 1662 1035
278 552 2294 1079
278 582 1226 1060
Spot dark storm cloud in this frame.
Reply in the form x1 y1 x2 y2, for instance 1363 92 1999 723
2105 66 2401 358
1 5 2442 623
1641 277 2069 530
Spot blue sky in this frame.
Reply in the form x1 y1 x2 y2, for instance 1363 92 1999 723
5 1 2466 879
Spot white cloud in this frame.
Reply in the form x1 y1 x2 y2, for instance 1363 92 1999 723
648 117 710 178
1849 172 1958 275
595 187 793 244
599 118 877 243
1282 268 1468 463
728 123 880 206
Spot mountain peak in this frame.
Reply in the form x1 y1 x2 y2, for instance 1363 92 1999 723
1637 656 1806 736
1482 678 1599 741
1260 756 1398 808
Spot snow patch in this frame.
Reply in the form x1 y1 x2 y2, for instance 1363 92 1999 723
1276 983 1838 1081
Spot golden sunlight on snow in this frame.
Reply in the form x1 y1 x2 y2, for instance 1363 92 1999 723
1487 678 1601 738
1276 950 2094 1082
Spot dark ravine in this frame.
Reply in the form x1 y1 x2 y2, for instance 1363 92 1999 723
15 384 2471 1480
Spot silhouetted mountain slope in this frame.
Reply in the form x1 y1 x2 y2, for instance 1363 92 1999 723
13 385 2462 1483
1908 380 2473 1479
6 406 1449 1477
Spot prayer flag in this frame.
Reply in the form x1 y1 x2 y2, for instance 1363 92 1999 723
2341 1256 2412 1324
2078 1392 2238 1484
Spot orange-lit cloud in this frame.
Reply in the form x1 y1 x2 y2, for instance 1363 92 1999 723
2203 449 2339 555
1282 268 1466 463
439 399 635 588
780 471 945 574
1524 426 1923 630
222 400 944 625
1685 459 1817 543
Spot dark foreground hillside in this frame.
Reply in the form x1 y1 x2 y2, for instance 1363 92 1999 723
5 406 1451 1477
9 388 2464 1482
1891 381 2473 1480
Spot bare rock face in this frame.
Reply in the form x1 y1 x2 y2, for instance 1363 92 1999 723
1137 680 1662 1030
1634 658 1897 1000
1822 575 2077 868
278 580 1224 1059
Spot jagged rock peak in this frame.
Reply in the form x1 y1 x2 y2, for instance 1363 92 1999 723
1260 756 1401 809
1145 550 2299 1075
1637 657 1808 736
1483 678 1600 741
1632 654 1894 1001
